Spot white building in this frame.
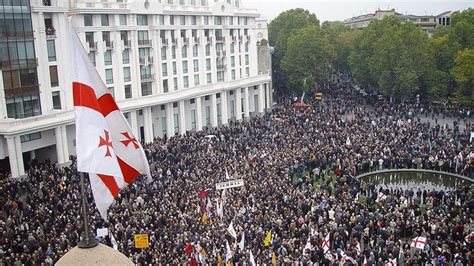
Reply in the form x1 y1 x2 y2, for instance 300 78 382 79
0 0 273 178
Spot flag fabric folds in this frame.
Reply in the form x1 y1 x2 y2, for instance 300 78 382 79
263 230 272 246
225 241 233 262
249 251 256 266
238 232 245 251
411 236 427 249
69 20 150 219
227 221 237 239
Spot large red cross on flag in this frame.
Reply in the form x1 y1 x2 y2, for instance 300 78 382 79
410 236 426 250
70 20 150 219
322 233 330 254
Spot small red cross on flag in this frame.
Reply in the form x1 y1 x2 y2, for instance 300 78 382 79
98 130 113 157
71 21 150 219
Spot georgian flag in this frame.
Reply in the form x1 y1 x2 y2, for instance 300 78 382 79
70 20 150 219
411 236 427 250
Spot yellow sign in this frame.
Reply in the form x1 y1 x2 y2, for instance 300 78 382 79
315 92 323 101
134 234 149 248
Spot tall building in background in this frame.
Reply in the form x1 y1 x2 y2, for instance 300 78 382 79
0 0 273 178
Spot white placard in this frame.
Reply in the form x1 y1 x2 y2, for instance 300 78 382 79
97 227 109 237
216 179 244 190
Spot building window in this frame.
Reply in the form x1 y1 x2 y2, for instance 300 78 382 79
161 47 167 60
230 100 235 118
174 113 179 133
245 42 249 52
107 87 114 97
141 82 152 96
88 52 96 66
191 15 197 25
173 77 178 90
105 69 113 84
217 103 221 124
162 63 168 76
101 14 109 26
123 67 131 82
191 109 196 130
173 62 177 75
52 91 61 109
125 85 132 99
231 69 236 80
206 44 211 56
205 106 211 126
163 79 169 93
193 59 199 72
246 67 249 77
193 45 198 57
47 40 56 61
194 74 200 86
230 42 235 54
104 50 112 65
137 15 148 26
159 15 164 25
20 132 41 143
122 49 130 64
50 65 59 87
204 16 209 25
183 76 189 88
119 14 127 25
182 46 187 58
217 71 224 82
245 54 249 65
84 14 93 26
182 61 188 74
231 56 235 67
207 73 212 84
214 16 222 25
170 15 175 25
172 46 176 59
180 15 185 25
206 59 211 71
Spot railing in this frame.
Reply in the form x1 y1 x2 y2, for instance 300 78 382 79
171 38 178 45
0 31 34 38
161 38 169 46
1 58 38 70
139 57 153 65
123 39 131 48
232 36 237 42
193 37 200 44
4 84 40 97
138 40 152 47
216 50 226 58
105 40 114 50
238 36 243 42
45 28 56 39
216 36 225 43
216 64 227 71
246 35 250 41
88 41 98 51
182 37 189 46
140 74 154 82
206 36 213 44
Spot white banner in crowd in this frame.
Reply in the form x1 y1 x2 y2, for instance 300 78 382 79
97 227 109 237
216 179 244 190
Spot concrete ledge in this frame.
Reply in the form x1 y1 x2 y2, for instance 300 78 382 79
355 169 473 183
55 244 134 266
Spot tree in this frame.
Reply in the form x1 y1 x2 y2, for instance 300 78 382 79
281 26 330 94
450 49 474 106
321 21 359 74
268 9 319 93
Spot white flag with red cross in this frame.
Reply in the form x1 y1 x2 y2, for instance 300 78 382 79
322 233 330 254
69 20 150 219
410 236 427 250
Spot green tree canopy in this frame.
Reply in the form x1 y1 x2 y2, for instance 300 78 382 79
281 26 330 94
450 48 474 106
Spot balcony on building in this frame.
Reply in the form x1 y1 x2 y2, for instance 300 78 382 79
123 39 131 48
231 36 237 43
161 38 169 46
193 37 200 45
105 40 114 50
216 36 225 43
171 38 178 46
1 58 38 70
45 27 56 39
216 64 227 71
88 41 98 51
216 50 226 58
138 39 152 47
139 57 154 65
140 74 155 82
246 35 251 41
238 36 243 42
206 36 213 44
182 37 189 46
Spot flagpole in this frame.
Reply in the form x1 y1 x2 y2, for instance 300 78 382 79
78 172 99 248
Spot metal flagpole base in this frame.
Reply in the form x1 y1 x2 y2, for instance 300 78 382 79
78 232 99 248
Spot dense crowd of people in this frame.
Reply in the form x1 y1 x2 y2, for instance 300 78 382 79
0 82 473 265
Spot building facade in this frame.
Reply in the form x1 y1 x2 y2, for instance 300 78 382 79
0 0 273 177
344 9 454 36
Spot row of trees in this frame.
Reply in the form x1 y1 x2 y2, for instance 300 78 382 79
269 8 473 105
